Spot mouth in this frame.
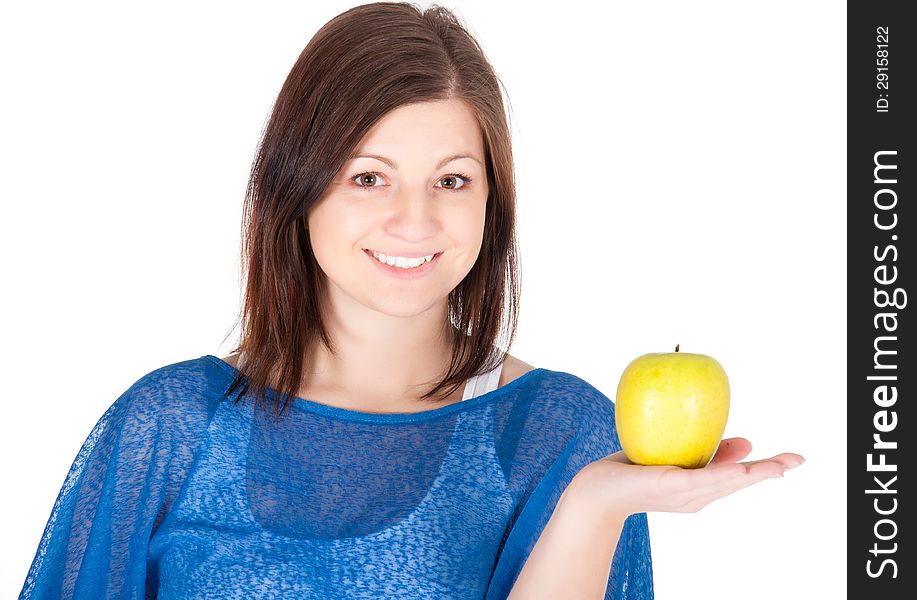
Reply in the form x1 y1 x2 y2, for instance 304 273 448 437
362 248 443 258
362 248 444 277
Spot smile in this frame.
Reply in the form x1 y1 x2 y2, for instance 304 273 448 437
363 249 444 278
369 250 436 268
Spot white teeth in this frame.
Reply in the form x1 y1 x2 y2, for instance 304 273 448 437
370 251 435 269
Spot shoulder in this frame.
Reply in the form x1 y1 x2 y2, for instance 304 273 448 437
109 356 226 436
500 355 613 413
495 366 621 470
499 357 616 427
220 353 241 369
537 369 621 455
526 367 617 431
500 353 537 387
520 363 613 406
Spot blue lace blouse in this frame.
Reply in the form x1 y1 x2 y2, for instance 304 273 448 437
19 355 653 599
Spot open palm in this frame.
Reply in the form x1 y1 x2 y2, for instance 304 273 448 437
575 437 805 522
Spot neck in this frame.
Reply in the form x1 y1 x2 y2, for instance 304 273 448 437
305 288 456 404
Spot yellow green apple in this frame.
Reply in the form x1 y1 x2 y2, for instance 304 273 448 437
615 345 730 468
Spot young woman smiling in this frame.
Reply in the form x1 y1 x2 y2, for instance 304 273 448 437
19 3 801 599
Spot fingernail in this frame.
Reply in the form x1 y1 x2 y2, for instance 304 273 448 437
788 457 806 469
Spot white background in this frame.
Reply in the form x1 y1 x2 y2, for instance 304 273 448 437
0 1 845 597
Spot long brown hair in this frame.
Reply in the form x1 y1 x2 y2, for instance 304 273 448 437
220 1 521 420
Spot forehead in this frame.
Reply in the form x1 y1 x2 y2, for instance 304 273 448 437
354 98 484 156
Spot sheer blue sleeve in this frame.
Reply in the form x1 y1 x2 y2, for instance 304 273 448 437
19 365 218 599
486 376 654 599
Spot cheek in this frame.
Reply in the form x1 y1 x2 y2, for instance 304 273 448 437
309 201 365 247
458 202 487 247
446 206 487 270
307 211 350 272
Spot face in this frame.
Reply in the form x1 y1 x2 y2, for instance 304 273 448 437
307 98 490 319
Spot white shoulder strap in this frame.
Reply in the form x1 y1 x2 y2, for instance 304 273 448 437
461 360 505 401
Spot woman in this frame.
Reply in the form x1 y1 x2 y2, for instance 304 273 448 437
19 3 802 599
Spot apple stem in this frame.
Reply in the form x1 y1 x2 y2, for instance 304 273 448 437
676 344 680 352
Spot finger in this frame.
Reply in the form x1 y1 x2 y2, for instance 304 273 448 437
679 463 790 510
704 455 806 497
737 453 806 474
660 453 805 511
708 438 753 465
664 455 783 502
662 450 803 490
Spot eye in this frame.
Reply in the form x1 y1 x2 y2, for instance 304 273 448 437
350 171 473 191
352 171 387 189
435 173 473 191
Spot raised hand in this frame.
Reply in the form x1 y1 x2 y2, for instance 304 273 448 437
572 437 805 524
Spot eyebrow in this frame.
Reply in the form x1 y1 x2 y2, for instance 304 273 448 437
348 153 483 170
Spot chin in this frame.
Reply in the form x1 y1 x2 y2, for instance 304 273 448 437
368 294 449 319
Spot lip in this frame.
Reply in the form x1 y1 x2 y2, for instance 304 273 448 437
363 248 443 279
363 249 441 258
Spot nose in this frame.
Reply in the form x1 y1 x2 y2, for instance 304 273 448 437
385 186 440 237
